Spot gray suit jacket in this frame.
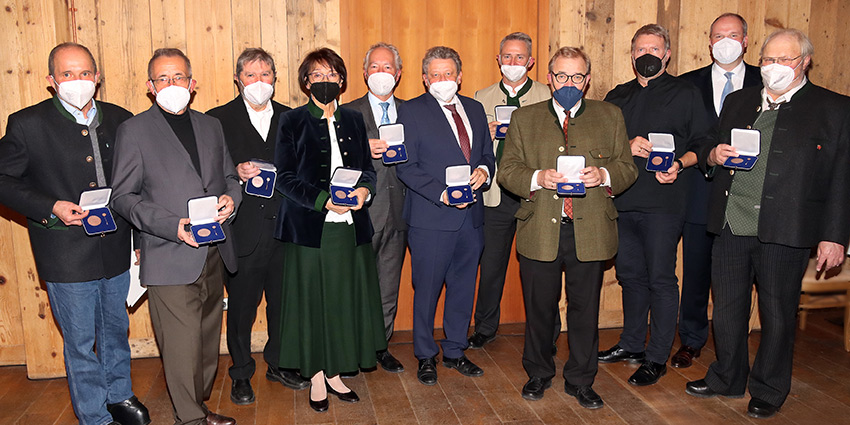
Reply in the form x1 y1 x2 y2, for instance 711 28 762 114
111 105 242 286
342 94 406 232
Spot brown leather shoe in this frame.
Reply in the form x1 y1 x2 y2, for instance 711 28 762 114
670 345 701 368
205 411 236 425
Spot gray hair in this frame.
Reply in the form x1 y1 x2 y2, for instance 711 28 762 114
235 48 276 77
711 13 748 37
499 32 533 57
548 46 591 75
148 48 192 80
631 24 671 52
49 42 97 75
362 42 403 71
760 28 814 62
421 46 462 75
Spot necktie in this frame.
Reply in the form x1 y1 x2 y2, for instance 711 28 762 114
379 101 390 125
444 104 471 162
562 116 573 219
720 71 734 111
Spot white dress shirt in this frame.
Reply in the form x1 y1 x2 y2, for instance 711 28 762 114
436 94 491 182
761 76 807 110
324 105 353 224
367 92 398 127
501 79 528 97
711 61 746 115
243 98 274 141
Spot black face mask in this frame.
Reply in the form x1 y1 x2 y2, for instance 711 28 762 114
634 53 663 78
311 81 340 105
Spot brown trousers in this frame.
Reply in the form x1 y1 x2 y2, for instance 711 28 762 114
148 247 225 425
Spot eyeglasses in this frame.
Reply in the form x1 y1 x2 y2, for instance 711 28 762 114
308 72 341 82
551 72 587 84
151 76 191 86
760 55 801 66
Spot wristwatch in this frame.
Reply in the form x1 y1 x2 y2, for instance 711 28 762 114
674 158 685 173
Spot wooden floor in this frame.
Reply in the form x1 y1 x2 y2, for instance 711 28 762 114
1 309 849 425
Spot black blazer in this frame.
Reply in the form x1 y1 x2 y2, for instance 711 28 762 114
273 102 376 248
341 94 407 233
699 81 850 248
679 62 762 224
206 96 290 257
0 97 133 282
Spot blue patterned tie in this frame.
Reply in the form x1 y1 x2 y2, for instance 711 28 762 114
720 71 734 112
379 102 390 125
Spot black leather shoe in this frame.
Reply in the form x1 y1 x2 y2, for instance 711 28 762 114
230 378 255 405
564 380 604 409
377 349 404 373
205 411 237 425
598 344 645 364
521 377 552 401
670 345 701 368
309 396 329 413
748 398 780 419
326 382 360 403
443 355 484 377
417 357 438 385
628 361 667 386
468 332 495 349
266 365 309 390
685 379 718 398
107 395 151 425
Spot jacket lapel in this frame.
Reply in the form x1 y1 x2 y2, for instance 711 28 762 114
148 105 203 182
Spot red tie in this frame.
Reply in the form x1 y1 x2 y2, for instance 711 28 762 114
444 104 471 162
562 116 573 219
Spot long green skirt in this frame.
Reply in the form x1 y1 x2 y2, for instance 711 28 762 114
278 222 388 377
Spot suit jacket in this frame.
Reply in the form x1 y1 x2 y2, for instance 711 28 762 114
273 101 376 248
111 105 242 286
498 99 638 262
396 92 496 231
699 81 850 248
474 79 551 206
0 97 133 282
679 62 762 224
206 96 290 257
341 94 406 233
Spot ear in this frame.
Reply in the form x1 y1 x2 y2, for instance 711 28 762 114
422 74 429 87
742 35 749 50
526 57 536 69
456 71 462 86
94 72 102 86
394 70 401 83
188 79 197 93
46 75 57 91
146 80 156 96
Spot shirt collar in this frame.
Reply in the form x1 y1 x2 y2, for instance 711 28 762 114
711 60 746 78
56 96 98 125
551 98 583 122
242 97 272 115
762 76 808 107
307 98 341 120
367 91 396 109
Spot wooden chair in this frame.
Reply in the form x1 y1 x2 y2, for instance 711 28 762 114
798 258 850 352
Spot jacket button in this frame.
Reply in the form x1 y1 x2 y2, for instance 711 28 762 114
260 204 264 209
41 218 48 225
729 170 735 175
746 125 752 129
100 233 106 238
89 182 97 188
725 190 729 196
343 152 348 156
86 155 93 163
551 218 557 224
81 129 89 136
271 215 276 219
552 194 558 200
558 146 565 152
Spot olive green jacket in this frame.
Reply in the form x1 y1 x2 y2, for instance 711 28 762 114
498 99 637 262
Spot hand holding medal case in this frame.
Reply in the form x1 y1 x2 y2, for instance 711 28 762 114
330 168 362 206
379 123 408 164
494 105 517 139
244 159 276 198
723 128 760 170
188 196 226 244
446 165 474 205
646 133 675 172
557 156 586 195
80 188 117 235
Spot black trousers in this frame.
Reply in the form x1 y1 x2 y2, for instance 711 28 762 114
704 227 809 407
519 222 603 385
474 191 519 336
615 211 684 364
678 221 714 348
224 218 285 380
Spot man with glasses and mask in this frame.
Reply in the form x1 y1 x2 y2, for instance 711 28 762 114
673 13 762 370
687 28 850 420
396 46 495 386
469 32 551 350
498 47 637 405
341 42 407 374
206 48 308 406
598 24 710 387
111 48 241 425
0 42 149 425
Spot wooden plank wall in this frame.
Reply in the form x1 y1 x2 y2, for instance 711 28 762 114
2 0 849 378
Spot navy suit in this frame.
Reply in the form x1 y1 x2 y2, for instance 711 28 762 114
676 63 761 349
396 92 495 359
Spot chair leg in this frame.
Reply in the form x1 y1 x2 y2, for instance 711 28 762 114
844 289 850 352
799 293 809 330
